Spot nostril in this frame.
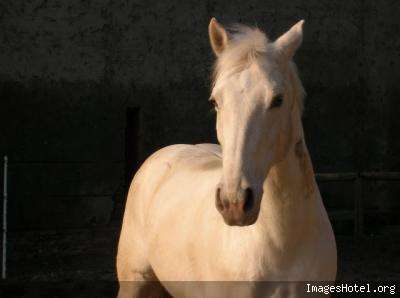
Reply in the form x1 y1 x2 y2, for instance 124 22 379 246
215 187 224 212
243 188 254 212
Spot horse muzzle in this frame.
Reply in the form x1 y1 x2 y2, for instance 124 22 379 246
215 184 259 226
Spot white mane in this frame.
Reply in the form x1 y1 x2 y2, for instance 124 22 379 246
212 25 305 113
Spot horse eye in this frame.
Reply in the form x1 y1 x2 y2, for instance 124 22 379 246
209 98 219 110
269 95 283 109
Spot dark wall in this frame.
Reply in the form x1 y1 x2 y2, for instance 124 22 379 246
0 0 399 231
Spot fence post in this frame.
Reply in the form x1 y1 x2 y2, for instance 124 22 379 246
354 174 363 237
2 156 8 279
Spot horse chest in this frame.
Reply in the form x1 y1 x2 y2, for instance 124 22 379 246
205 237 272 281
205 233 319 282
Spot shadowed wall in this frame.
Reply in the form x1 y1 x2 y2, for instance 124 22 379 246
0 0 399 232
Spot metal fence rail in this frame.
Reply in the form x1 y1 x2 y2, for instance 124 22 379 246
316 172 400 237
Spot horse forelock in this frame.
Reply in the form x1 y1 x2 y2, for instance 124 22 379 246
211 24 305 114
211 25 269 88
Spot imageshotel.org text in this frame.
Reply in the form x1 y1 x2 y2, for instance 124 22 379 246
306 283 396 295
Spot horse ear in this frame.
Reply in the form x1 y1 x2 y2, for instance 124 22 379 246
208 17 228 56
274 20 304 61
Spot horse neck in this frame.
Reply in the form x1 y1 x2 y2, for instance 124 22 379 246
256 121 319 249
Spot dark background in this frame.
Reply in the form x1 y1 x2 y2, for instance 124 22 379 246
0 0 399 286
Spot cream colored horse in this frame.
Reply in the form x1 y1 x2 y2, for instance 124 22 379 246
117 18 337 297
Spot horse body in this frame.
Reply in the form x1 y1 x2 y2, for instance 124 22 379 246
117 18 337 298
118 144 336 297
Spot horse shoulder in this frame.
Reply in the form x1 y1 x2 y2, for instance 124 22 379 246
125 143 221 223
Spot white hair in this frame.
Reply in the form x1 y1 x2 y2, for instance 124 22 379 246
211 24 305 114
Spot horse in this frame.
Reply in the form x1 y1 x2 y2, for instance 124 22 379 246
117 18 337 298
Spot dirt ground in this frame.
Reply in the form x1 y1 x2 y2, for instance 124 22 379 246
0 227 399 297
